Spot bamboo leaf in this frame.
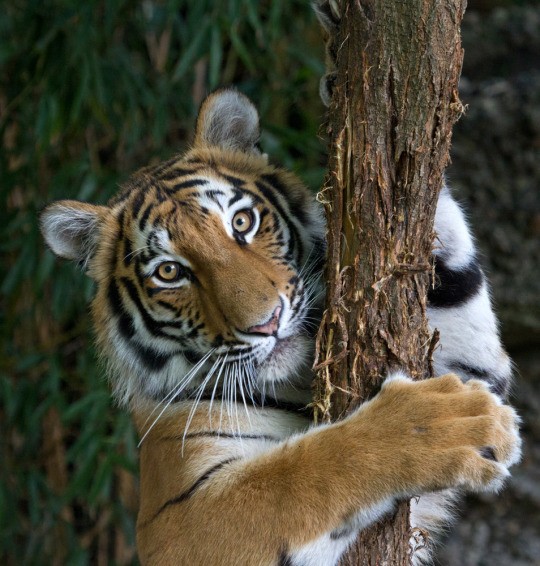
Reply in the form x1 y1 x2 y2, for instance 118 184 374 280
171 18 210 83
208 24 223 89
229 26 255 73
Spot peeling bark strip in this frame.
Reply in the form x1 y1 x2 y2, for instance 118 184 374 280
313 1 466 565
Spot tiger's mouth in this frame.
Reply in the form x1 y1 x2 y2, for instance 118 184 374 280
188 331 311 376
194 334 297 366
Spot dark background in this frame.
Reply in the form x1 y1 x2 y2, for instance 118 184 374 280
1 1 538 564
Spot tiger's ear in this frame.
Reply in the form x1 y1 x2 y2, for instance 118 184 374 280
194 89 260 154
40 200 108 267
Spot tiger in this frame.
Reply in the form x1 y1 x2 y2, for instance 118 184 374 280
40 87 521 565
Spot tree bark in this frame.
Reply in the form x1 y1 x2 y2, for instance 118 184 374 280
313 1 466 564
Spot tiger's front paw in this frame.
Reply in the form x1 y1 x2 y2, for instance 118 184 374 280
363 373 522 495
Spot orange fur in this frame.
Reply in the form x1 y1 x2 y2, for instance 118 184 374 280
134 375 518 565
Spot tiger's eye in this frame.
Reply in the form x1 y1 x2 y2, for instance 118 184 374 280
155 262 182 282
232 209 254 234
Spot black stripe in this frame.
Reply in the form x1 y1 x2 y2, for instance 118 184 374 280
134 257 149 290
262 172 308 224
255 181 303 263
204 189 225 198
230 185 264 205
451 363 490 380
314 0 340 27
186 322 205 339
155 186 168 203
221 173 246 187
135 343 171 372
450 363 510 398
166 179 209 193
212 334 224 348
330 523 356 540
123 237 133 267
131 189 145 218
107 281 171 371
166 382 312 416
428 258 483 308
108 189 131 206
139 201 154 231
120 277 184 336
157 300 180 314
278 550 294 566
152 458 238 520
184 348 202 364
120 276 168 338
204 189 225 209
111 209 125 272
155 166 197 181
108 280 135 340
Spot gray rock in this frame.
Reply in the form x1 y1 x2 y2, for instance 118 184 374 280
449 7 540 349
436 6 540 565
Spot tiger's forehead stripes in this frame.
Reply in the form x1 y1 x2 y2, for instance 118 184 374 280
122 148 310 214
113 163 307 271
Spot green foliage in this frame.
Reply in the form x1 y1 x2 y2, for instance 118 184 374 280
1 1 325 563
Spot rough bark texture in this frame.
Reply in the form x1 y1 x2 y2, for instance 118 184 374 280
313 1 466 564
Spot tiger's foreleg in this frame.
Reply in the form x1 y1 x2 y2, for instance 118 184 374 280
136 373 520 566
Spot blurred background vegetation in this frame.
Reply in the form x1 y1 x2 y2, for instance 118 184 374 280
1 1 538 565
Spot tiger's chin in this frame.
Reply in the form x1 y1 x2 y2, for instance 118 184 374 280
256 333 314 387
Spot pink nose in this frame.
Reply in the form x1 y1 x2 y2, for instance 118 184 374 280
246 306 281 336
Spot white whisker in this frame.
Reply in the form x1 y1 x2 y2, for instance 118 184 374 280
208 354 228 431
237 361 252 427
232 362 244 449
137 349 214 447
246 358 258 406
182 356 223 453
219 364 229 434
138 349 214 436
226 362 235 422
271 376 278 402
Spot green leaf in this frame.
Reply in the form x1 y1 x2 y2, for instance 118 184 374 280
229 26 255 73
171 18 210 83
208 24 223 89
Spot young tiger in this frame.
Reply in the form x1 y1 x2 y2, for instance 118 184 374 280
41 88 521 565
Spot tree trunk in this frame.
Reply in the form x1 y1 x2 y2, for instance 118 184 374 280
313 1 466 564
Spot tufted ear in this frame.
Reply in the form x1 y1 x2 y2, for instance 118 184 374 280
40 200 108 268
194 89 261 153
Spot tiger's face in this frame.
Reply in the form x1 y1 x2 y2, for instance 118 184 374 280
41 90 324 405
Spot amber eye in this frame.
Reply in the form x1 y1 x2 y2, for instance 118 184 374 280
232 209 254 234
155 261 183 282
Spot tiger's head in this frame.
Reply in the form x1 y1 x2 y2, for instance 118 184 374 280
41 89 325 407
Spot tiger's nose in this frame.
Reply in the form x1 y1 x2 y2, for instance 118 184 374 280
246 306 282 336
